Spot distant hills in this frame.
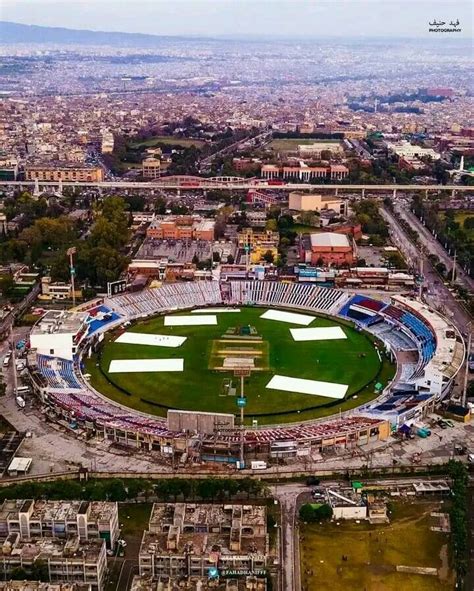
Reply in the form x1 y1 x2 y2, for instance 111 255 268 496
0 21 198 47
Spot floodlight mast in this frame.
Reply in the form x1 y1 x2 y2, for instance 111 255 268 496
235 367 251 468
67 246 77 308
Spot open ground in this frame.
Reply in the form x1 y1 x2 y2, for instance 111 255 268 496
269 138 342 152
299 499 454 591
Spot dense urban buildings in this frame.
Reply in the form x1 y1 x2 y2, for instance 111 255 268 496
138 503 273 581
0 500 119 548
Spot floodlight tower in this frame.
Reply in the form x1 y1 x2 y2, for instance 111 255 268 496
67 246 77 308
235 367 250 468
461 324 472 408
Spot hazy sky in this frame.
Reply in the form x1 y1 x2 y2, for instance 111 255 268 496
1 0 472 38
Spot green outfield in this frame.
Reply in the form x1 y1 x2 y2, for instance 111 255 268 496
86 307 395 424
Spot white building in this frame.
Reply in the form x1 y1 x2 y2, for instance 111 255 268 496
100 132 114 154
386 140 440 161
327 489 367 520
30 310 88 360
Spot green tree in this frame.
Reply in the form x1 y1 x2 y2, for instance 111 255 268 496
103 479 127 502
299 504 318 523
299 503 333 523
124 195 146 212
467 381 474 398
385 251 406 269
265 218 278 232
0 274 15 299
262 250 275 264
463 217 474 230
314 503 333 520
31 560 49 582
10 567 29 580
154 197 167 215
298 211 319 227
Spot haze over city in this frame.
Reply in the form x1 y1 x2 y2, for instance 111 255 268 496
0 2 472 591
2 0 473 38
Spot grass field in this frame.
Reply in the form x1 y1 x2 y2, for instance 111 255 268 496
300 500 454 591
128 135 206 149
269 138 341 152
86 307 394 424
292 223 321 233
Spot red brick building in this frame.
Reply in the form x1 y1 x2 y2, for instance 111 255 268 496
146 216 215 241
300 232 355 266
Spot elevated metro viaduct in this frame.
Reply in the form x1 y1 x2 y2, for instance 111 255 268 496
1 177 473 199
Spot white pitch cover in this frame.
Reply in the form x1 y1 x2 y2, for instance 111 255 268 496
115 332 187 347
266 375 348 399
109 359 184 373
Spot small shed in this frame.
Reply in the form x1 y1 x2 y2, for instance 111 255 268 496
7 457 32 476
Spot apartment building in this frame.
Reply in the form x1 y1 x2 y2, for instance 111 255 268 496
237 229 279 264
146 216 215 241
40 277 73 301
0 500 119 549
100 132 114 154
142 158 161 179
261 163 349 181
0 583 90 591
0 157 19 181
139 504 272 580
131 574 267 590
25 164 103 182
0 535 106 591
289 192 347 215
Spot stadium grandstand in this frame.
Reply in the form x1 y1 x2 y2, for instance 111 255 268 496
25 280 465 463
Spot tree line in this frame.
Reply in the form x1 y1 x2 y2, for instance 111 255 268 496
0 195 131 295
0 476 269 503
448 460 469 586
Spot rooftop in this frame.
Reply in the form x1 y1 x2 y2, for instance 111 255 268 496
310 233 351 248
30 310 87 337
0 535 104 562
131 575 266 591
142 503 267 558
0 499 117 524
0 583 91 591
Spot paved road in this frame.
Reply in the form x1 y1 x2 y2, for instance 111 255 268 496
381 206 472 332
270 482 308 591
394 201 474 293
